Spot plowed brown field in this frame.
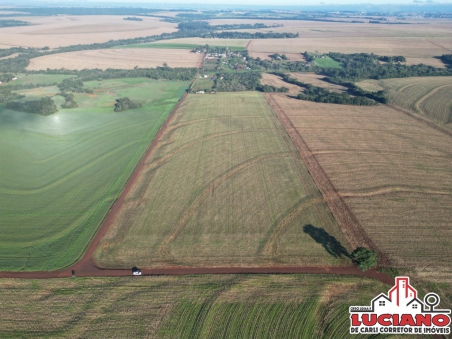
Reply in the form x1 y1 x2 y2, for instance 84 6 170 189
267 95 452 278
0 15 177 48
245 20 452 67
27 48 203 70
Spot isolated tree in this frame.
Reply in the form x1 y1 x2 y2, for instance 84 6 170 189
351 247 378 271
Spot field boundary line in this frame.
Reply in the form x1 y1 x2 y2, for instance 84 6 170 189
386 104 452 138
425 39 452 53
264 94 390 265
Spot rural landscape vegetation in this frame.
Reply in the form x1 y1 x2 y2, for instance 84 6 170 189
0 1 451 338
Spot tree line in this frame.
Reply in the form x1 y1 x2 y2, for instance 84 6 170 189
114 97 142 112
440 54 452 66
56 92 78 108
58 78 93 93
6 97 58 115
0 19 29 27
322 52 452 82
273 73 378 106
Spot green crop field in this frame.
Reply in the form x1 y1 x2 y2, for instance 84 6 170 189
191 77 215 92
6 74 75 86
94 92 351 268
116 42 246 51
0 78 189 271
356 76 452 126
313 56 342 68
0 274 425 339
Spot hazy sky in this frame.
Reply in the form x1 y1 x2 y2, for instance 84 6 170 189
10 0 452 5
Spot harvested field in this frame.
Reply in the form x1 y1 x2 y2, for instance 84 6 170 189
248 37 452 63
357 76 452 126
260 73 302 95
0 275 396 339
405 57 446 68
290 73 348 93
245 20 452 65
0 78 189 271
27 48 202 70
269 95 452 274
94 92 350 268
0 15 177 48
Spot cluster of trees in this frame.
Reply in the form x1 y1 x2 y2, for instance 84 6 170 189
211 23 278 30
6 97 58 115
323 52 452 82
0 73 14 83
269 53 288 60
57 92 78 108
114 97 142 112
201 31 299 39
275 73 377 106
351 247 378 271
177 21 211 31
57 78 93 93
297 85 377 105
247 58 310 72
0 88 24 104
256 84 289 93
215 72 262 92
0 19 29 27
70 67 198 82
440 54 452 65
123 17 143 21
378 55 406 63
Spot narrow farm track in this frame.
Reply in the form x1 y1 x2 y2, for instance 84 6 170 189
264 94 390 265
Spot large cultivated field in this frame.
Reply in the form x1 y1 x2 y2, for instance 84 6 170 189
269 95 452 278
0 275 398 338
0 15 177 48
357 76 452 127
244 20 452 67
94 92 350 268
0 78 189 271
27 48 203 70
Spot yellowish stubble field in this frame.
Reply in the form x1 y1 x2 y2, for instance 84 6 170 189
0 15 177 48
93 92 350 268
243 20 452 67
27 48 203 70
269 95 452 277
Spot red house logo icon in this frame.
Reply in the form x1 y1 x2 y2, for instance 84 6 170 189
349 276 451 335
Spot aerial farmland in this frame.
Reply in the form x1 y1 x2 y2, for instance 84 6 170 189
0 3 452 338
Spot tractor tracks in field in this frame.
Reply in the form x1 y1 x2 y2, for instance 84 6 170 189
158 152 291 256
0 89 400 292
264 94 390 266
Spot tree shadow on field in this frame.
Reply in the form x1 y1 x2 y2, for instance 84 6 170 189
303 224 350 258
